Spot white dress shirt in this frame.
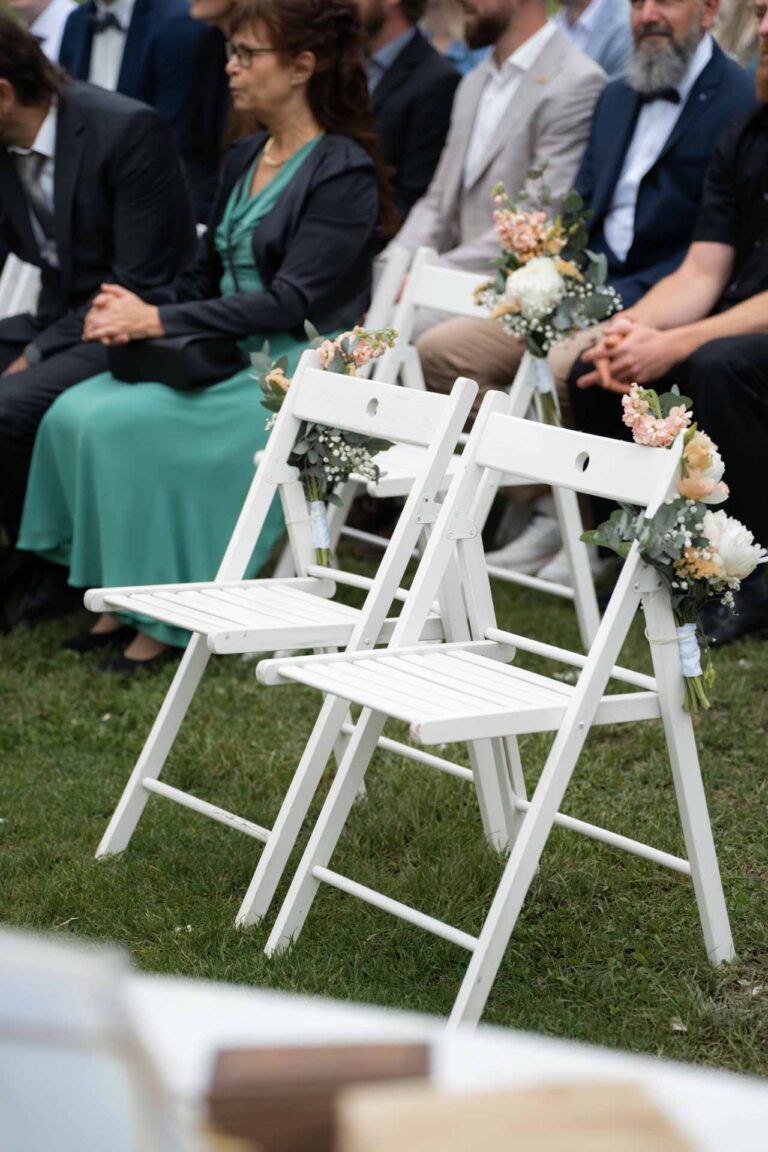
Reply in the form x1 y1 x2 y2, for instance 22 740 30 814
554 0 609 55
30 0 77 63
604 33 714 262
463 21 558 188
9 104 59 269
88 0 136 91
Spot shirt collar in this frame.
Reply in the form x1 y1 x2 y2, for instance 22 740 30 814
30 0 72 38
676 32 713 104
555 0 609 37
93 0 136 26
490 20 557 81
8 102 58 160
371 25 418 71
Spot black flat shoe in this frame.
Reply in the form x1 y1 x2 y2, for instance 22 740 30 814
61 625 135 652
701 599 768 647
98 649 178 674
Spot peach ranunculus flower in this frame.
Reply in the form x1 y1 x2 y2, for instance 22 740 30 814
555 258 582 280
679 430 729 503
265 365 291 392
683 430 716 471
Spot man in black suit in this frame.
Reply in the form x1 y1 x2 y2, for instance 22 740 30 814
59 0 211 217
358 0 459 222
0 18 195 592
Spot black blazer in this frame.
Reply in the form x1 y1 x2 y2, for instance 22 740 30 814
59 0 208 203
371 29 459 222
575 42 756 308
0 81 196 357
159 133 380 343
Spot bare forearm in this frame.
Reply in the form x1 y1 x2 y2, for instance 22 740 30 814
670 292 768 360
630 265 725 330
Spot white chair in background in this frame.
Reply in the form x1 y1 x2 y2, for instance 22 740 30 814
0 254 41 319
332 246 600 649
89 352 478 926
257 396 734 1028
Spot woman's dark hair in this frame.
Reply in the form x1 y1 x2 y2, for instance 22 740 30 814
0 14 66 104
231 0 398 237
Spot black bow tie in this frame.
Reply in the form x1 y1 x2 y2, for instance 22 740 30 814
91 10 122 33
638 87 681 105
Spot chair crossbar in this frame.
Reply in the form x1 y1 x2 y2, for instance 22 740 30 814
484 627 658 692
339 722 474 782
514 799 692 875
307 565 410 604
312 867 478 952
474 413 683 507
141 779 270 842
486 563 576 601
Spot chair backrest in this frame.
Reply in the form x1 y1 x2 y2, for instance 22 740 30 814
0 254 42 320
386 393 683 655
365 246 411 332
373 248 488 386
216 350 477 590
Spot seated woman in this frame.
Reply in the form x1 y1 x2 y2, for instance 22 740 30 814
17 0 393 671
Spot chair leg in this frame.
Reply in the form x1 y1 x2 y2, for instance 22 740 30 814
467 738 519 851
95 634 211 858
644 593 734 965
448 727 586 1029
236 694 354 927
265 707 387 955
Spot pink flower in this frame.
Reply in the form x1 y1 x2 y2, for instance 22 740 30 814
621 386 691 446
493 208 551 260
318 340 337 369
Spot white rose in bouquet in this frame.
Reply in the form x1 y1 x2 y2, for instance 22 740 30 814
702 509 768 584
505 256 565 321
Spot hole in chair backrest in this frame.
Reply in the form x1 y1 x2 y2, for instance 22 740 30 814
366 397 379 417
575 451 590 473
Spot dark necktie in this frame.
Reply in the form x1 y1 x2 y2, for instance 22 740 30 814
91 10 122 33
15 151 55 241
638 87 681 106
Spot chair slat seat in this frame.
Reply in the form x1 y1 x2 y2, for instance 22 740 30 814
275 644 662 743
100 580 361 654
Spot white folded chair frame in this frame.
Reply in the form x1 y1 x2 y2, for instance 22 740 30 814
326 246 600 649
89 352 482 923
257 394 734 1028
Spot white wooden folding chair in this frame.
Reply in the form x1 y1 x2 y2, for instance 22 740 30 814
89 352 478 924
257 395 734 1027
332 246 600 648
0 254 41 319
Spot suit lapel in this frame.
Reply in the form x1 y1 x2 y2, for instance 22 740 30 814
591 84 640 222
441 60 492 210
0 152 42 264
53 92 86 292
653 44 723 169
370 34 421 114
117 0 151 96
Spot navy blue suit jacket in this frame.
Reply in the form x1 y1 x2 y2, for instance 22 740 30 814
575 42 756 308
159 134 380 343
59 0 205 158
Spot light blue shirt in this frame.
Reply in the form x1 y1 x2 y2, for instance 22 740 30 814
366 26 418 93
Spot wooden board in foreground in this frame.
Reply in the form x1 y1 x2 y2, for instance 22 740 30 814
337 1079 693 1152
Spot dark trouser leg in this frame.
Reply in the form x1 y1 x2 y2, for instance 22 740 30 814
0 339 109 542
680 335 768 604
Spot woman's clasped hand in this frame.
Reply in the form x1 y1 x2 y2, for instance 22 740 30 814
83 285 164 346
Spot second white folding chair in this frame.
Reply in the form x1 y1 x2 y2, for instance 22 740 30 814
89 354 477 927
257 396 734 1028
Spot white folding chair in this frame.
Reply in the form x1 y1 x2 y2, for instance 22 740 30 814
0 254 41 319
89 351 477 925
332 246 600 648
258 395 734 1027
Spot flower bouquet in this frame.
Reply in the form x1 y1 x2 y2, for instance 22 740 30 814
583 384 767 712
476 167 621 424
252 323 397 566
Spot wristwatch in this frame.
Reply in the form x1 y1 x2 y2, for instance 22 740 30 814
23 343 42 366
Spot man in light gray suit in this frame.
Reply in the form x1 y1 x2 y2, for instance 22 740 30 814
386 0 605 282
554 0 632 79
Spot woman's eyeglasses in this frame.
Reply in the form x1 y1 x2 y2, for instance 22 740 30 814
225 41 279 68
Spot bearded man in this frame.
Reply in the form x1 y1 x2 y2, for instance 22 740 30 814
415 0 755 584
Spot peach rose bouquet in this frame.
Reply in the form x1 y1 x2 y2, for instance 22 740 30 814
584 386 766 711
251 323 397 565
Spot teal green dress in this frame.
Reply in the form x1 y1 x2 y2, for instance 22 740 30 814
18 139 322 647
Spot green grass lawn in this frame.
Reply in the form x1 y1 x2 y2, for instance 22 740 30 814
2 548 767 1073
